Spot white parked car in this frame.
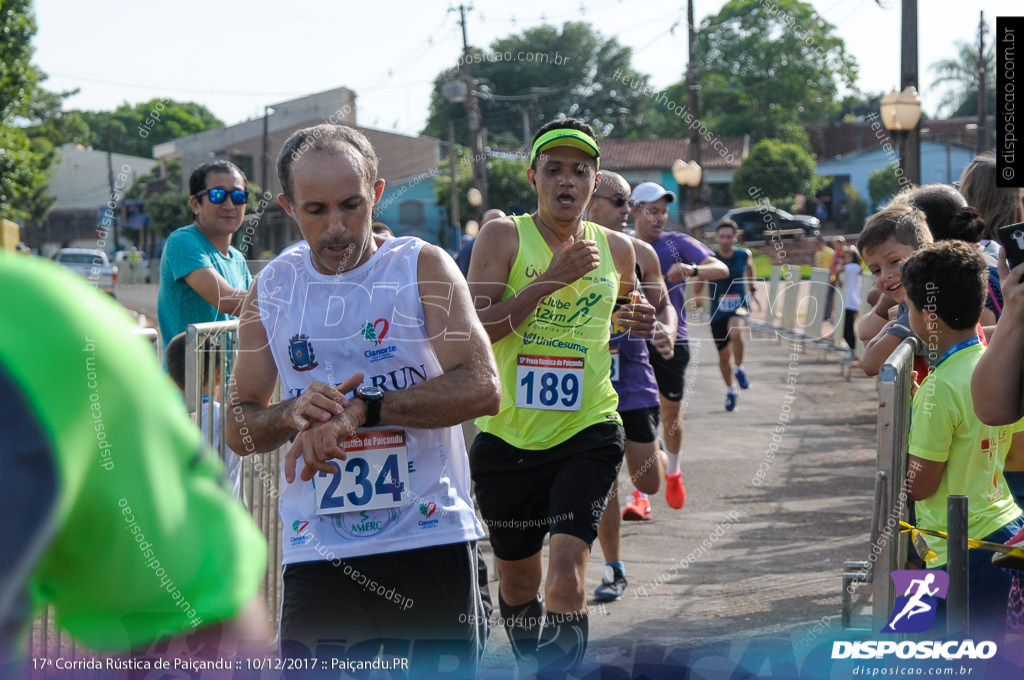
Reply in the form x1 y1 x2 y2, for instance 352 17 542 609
54 248 118 296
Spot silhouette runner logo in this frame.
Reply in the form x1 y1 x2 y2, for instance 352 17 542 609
882 570 949 633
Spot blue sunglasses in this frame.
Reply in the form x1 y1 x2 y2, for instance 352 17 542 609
199 188 248 205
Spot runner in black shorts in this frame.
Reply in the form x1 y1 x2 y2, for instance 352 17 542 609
695 220 760 411
586 170 678 601
631 182 728 495
467 120 653 677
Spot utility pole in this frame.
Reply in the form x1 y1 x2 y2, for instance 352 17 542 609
900 0 921 186
261 105 271 255
448 120 460 246
686 0 703 214
454 3 488 220
978 11 988 153
105 141 120 252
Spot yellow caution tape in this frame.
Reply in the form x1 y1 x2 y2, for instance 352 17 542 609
898 521 1024 559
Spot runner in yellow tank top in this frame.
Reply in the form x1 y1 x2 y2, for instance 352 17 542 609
467 118 655 678
476 213 621 449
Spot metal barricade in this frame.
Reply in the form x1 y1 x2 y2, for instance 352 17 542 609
803 267 830 339
842 336 917 630
780 271 801 341
134 326 159 353
185 321 283 638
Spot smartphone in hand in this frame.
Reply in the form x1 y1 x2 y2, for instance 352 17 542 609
998 222 1024 276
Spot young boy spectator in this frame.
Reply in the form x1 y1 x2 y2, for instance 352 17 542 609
856 204 934 377
902 240 1024 631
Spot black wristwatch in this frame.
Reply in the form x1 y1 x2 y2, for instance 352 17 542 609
355 385 384 428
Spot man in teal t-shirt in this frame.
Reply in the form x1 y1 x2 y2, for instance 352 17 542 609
1 254 268 668
158 160 253 354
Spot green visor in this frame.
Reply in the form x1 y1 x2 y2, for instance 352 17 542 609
530 129 600 169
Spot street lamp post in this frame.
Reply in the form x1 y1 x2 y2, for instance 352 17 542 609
880 86 922 187
672 159 706 236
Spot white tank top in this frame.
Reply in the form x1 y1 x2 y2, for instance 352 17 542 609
259 237 483 563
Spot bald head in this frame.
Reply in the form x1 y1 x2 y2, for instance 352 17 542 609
588 171 631 231
482 208 506 225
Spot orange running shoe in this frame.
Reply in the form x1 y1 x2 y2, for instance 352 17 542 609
622 489 652 521
665 470 686 509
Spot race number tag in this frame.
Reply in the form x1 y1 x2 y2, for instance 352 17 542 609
515 354 584 411
609 346 620 382
720 293 743 312
313 429 410 515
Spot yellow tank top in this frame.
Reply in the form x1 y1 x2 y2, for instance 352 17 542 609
477 214 622 449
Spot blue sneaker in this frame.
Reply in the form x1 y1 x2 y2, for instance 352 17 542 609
594 564 627 601
725 391 737 411
734 367 750 389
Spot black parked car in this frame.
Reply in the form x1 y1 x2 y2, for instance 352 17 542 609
717 206 820 241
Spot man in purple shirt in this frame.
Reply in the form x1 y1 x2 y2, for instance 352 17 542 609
587 171 677 601
631 182 727 508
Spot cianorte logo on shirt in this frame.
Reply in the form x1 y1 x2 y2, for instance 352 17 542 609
362 317 398 363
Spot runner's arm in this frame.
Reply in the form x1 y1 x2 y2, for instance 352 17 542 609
607 229 654 338
380 244 501 427
745 252 761 310
226 279 347 454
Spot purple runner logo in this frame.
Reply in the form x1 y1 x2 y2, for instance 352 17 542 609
882 570 949 633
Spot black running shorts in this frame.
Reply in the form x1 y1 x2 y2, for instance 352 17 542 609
469 422 625 561
711 313 742 351
645 338 691 402
619 405 660 444
280 540 485 677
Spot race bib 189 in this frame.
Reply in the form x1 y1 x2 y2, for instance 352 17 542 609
515 354 584 411
313 429 410 515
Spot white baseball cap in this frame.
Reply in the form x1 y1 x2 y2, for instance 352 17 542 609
631 181 676 205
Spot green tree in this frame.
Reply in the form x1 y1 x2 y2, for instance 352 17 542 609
730 139 819 204
433 156 534 224
422 22 660 148
867 166 900 211
75 99 224 157
930 39 996 118
835 91 886 123
844 183 867 232
143 191 192 239
0 0 47 220
682 0 857 145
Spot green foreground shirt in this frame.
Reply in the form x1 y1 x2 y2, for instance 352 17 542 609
0 253 266 652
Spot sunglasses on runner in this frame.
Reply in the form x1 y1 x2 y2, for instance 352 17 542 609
593 195 629 208
198 188 248 205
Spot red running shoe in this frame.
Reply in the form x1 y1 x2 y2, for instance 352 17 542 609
665 470 686 509
622 489 652 521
